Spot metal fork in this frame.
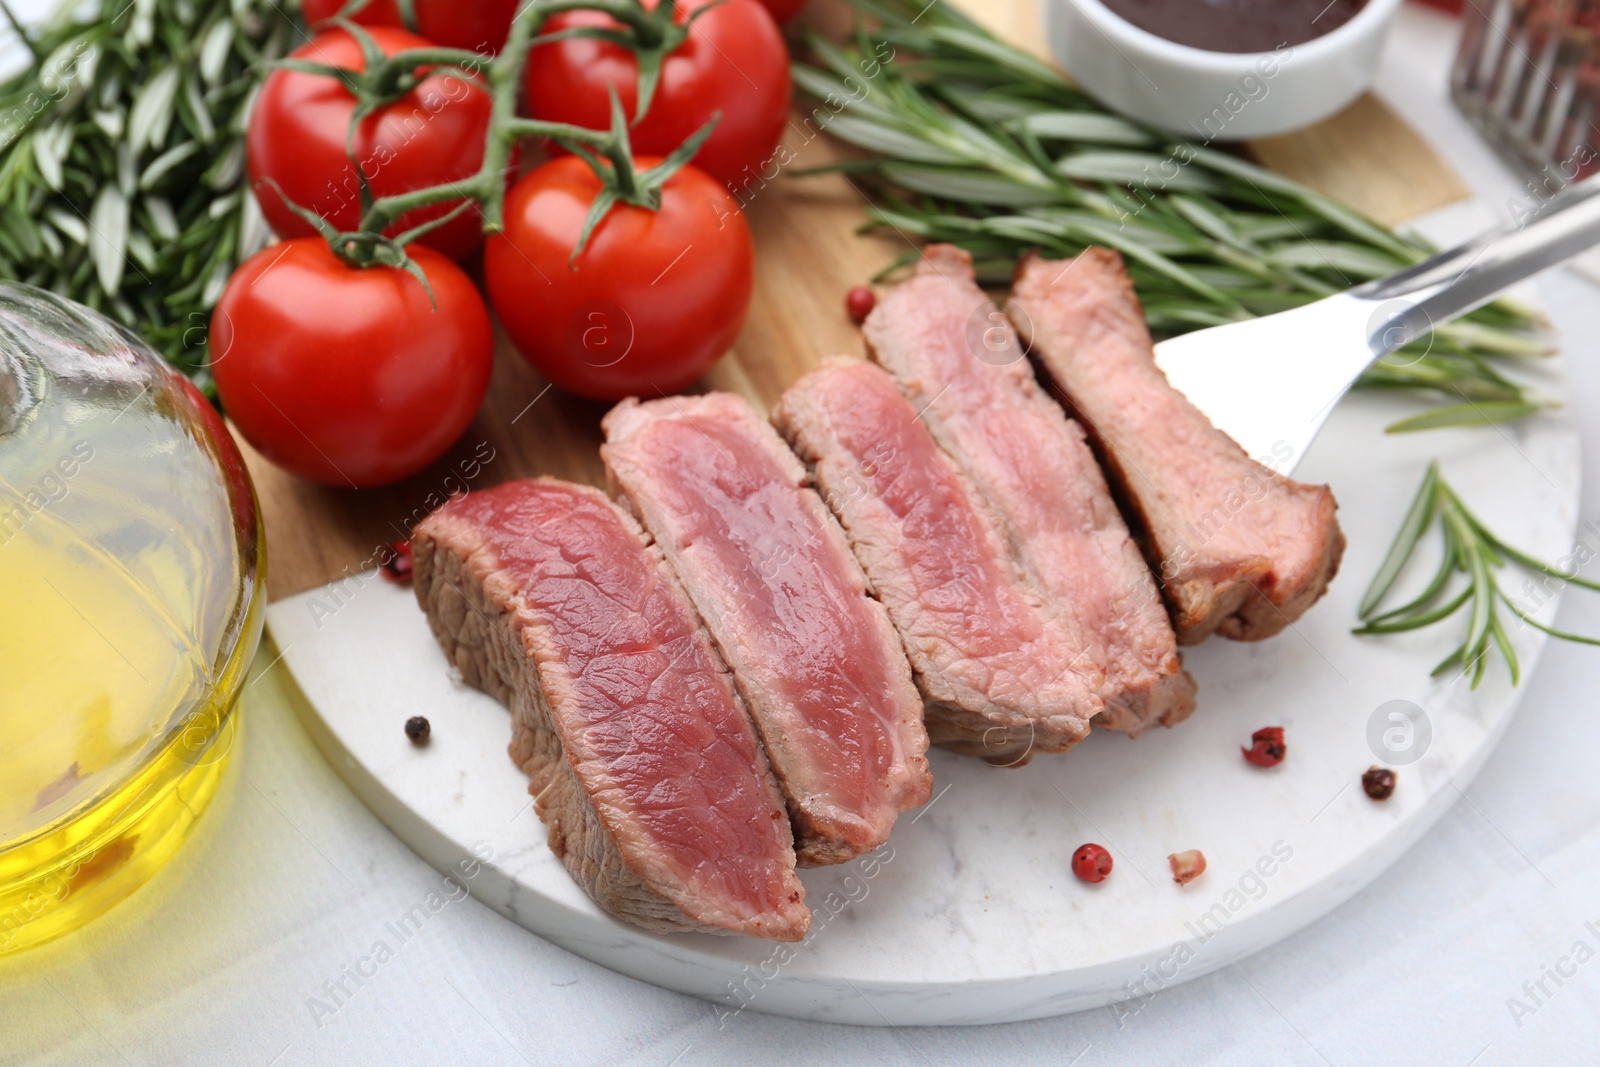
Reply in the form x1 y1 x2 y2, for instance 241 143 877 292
1152 172 1600 473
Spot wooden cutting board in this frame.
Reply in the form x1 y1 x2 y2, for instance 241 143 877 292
240 0 1470 603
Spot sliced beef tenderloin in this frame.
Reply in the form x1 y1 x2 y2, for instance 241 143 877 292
1007 248 1344 644
864 244 1195 735
413 477 809 941
775 359 1097 763
602 393 932 865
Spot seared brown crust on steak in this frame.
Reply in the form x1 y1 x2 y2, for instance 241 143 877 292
865 245 1195 735
414 478 808 940
602 394 932 865
1008 248 1345 644
775 359 1096 763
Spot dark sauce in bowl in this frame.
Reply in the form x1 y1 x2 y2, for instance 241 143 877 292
1097 0 1369 53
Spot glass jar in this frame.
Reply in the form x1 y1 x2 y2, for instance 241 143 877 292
1451 0 1600 193
0 284 263 957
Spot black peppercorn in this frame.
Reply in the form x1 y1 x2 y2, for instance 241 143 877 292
1362 765 1396 800
405 716 431 745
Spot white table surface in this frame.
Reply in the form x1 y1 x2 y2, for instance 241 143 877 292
7 4 1600 1065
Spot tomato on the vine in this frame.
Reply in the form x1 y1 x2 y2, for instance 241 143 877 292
212 239 493 488
525 0 791 190
301 0 519 53
247 27 497 262
483 156 754 400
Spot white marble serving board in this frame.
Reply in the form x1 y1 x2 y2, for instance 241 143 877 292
267 208 1579 1026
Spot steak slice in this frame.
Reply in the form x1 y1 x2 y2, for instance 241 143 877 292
412 478 808 941
775 359 1097 763
1008 248 1345 643
865 244 1195 735
602 393 932 865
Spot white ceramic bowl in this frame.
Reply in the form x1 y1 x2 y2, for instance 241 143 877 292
1042 0 1404 140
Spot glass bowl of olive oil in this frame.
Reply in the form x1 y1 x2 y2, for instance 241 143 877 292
0 284 263 957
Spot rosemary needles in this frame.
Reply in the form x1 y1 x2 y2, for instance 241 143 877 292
0 0 295 387
1356 462 1600 687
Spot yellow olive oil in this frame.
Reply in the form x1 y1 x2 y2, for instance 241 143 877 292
1 535 200 831
0 289 263 957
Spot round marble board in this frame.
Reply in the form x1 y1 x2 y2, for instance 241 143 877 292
267 206 1579 1026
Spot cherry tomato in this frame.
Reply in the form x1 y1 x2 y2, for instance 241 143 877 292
301 0 519 53
526 0 791 189
247 27 496 261
212 238 493 488
483 156 754 400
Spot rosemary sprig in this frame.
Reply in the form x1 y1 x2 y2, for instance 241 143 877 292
0 0 297 389
796 0 1552 431
1355 461 1600 687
